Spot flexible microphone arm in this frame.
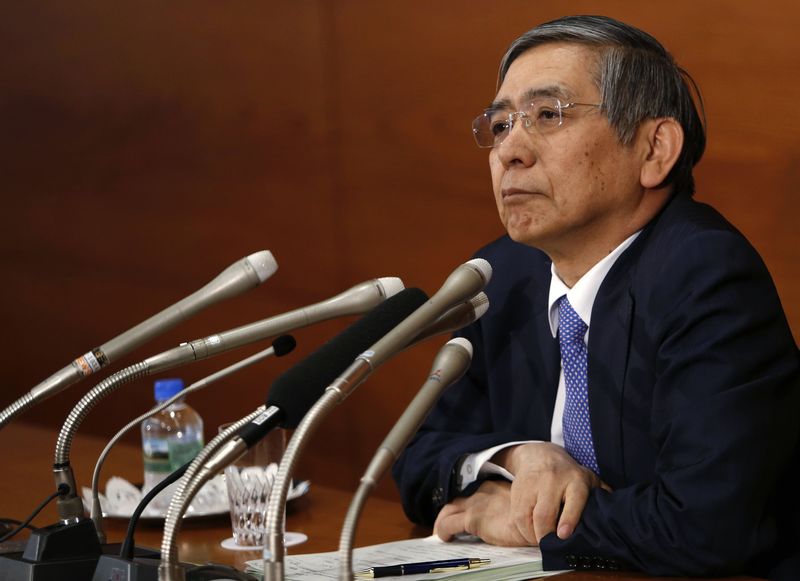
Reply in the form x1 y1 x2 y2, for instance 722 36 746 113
119 458 190 561
263 259 492 581
338 338 473 579
0 250 277 431
90 336 296 543
159 407 269 581
51 277 403 522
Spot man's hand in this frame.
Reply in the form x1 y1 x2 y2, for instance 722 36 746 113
434 480 531 546
434 443 609 547
496 442 609 544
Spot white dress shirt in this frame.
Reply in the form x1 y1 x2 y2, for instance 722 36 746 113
458 232 640 488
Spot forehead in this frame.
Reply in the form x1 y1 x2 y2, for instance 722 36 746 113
492 43 600 108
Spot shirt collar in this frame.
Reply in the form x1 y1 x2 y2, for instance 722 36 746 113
547 231 641 338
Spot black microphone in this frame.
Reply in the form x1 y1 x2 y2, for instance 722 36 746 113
0 250 278 431
157 288 430 576
235 286 430 443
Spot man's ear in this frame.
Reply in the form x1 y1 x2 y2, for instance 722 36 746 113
639 118 683 189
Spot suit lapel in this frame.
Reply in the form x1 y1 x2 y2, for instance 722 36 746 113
588 249 636 489
509 269 561 437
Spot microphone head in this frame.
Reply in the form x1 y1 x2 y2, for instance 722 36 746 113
446 337 473 358
466 258 492 285
246 250 278 282
267 287 429 427
470 292 490 320
272 335 297 357
376 276 404 299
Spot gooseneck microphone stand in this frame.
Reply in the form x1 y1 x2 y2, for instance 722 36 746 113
158 409 270 581
338 338 473 579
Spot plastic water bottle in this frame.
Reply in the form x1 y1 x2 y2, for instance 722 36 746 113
141 378 204 511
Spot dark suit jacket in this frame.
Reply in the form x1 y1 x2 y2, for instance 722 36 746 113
393 194 800 579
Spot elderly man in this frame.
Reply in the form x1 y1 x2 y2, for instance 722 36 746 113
393 15 799 580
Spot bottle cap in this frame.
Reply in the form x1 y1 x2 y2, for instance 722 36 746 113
154 378 185 402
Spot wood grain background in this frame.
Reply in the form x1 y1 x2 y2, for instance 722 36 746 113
1 1 797 502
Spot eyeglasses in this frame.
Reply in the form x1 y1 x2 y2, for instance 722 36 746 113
472 98 602 148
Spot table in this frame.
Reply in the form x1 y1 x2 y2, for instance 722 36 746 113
0 423 761 580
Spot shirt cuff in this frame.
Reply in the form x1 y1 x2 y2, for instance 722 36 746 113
457 440 535 491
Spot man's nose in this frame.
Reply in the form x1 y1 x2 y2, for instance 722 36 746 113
495 116 537 168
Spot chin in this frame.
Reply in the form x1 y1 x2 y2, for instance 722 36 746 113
506 228 540 248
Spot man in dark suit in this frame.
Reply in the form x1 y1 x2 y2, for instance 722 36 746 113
393 15 799 579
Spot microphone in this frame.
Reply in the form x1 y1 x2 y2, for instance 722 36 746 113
0 250 278 431
264 286 429 429
263 259 492 581
140 276 405 373
157 288 429 579
409 291 489 346
363 337 473 478
338 338 473 580
328 259 490 401
356 259 489 369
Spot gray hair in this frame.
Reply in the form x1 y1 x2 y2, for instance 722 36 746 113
500 15 705 195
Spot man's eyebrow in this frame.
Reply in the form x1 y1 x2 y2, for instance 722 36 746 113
485 97 513 112
486 85 574 111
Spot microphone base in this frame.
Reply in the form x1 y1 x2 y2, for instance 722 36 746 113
0 546 161 581
0 552 97 581
22 518 102 561
0 518 159 581
92 555 172 581
93 555 256 581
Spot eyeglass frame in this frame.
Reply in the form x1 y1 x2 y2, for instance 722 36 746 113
472 98 603 148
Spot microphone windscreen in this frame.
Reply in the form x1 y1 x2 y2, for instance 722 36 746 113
267 287 428 427
272 335 297 357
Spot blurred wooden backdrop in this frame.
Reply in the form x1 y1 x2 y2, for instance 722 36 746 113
1 1 798 503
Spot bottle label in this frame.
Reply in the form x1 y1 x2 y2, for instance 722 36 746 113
143 448 172 474
168 437 204 470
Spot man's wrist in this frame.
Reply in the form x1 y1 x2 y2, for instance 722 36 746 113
491 443 527 474
456 441 534 491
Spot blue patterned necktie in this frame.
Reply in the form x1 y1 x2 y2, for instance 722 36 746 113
557 295 599 474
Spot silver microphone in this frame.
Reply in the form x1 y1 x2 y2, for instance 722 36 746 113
338 338 473 580
365 337 473 481
410 292 489 346
326 259 490 401
0 250 278 430
141 276 405 373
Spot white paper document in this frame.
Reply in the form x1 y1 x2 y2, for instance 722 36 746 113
246 535 566 580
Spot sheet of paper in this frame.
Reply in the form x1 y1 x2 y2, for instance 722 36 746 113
247 535 544 581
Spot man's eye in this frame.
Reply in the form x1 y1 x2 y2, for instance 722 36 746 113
490 120 510 136
537 108 559 121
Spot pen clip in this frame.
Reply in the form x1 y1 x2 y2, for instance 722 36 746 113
428 565 469 573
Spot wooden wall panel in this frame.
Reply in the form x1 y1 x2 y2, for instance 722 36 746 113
1 1 797 507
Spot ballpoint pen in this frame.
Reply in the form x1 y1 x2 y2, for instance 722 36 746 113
354 557 491 578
